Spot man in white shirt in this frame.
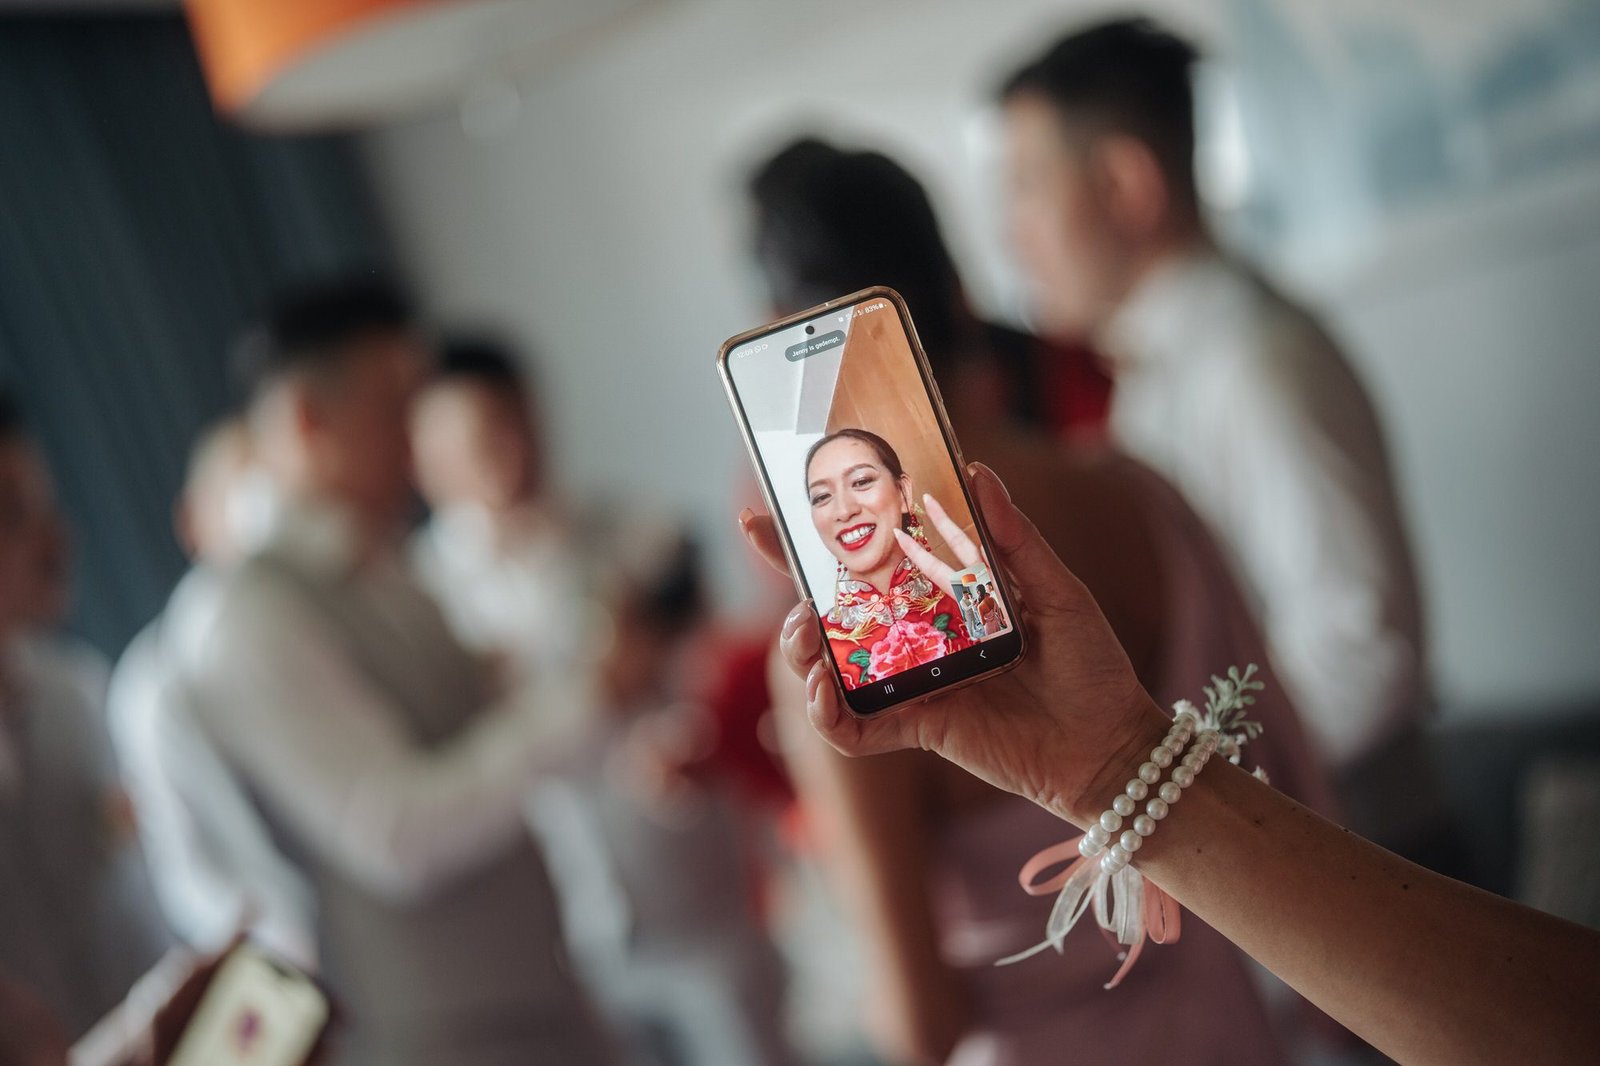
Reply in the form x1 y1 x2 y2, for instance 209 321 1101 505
0 394 169 1039
108 416 319 968
997 20 1433 835
411 342 796 1066
184 283 612 1066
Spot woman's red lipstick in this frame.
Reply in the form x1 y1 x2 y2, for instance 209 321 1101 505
837 522 876 552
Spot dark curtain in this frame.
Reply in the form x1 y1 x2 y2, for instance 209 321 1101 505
0 14 391 657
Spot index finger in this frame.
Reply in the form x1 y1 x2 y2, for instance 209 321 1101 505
923 492 983 569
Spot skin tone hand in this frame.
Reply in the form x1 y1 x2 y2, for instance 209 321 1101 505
143 935 331 1066
741 461 1164 826
892 492 983 594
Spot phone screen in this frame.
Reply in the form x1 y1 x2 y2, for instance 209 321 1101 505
166 947 328 1066
721 288 1023 715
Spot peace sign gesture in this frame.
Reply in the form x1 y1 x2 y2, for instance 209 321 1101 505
894 492 987 595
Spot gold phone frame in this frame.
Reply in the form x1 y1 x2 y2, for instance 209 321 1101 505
716 285 1027 717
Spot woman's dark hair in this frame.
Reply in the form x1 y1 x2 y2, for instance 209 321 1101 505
748 139 966 358
805 427 904 483
436 333 541 414
804 427 915 530
748 138 1048 425
438 335 522 390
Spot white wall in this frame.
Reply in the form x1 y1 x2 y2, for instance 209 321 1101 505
361 0 1600 716
1315 167 1600 714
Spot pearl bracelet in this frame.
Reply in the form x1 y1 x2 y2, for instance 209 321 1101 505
1078 713 1220 873
1000 665 1266 985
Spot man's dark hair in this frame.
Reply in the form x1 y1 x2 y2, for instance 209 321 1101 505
436 335 527 396
234 277 415 397
638 533 705 633
748 138 966 357
1000 17 1200 209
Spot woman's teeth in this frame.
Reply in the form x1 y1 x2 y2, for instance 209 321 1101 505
840 524 876 546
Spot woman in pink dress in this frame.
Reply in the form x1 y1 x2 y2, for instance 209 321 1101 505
774 449 1334 1066
752 137 1334 1066
927 460 1334 1066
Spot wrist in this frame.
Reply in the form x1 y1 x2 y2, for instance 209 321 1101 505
1057 692 1171 828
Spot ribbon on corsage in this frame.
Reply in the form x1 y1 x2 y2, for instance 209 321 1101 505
997 665 1268 989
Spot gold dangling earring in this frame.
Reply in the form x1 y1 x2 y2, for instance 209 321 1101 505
906 502 927 544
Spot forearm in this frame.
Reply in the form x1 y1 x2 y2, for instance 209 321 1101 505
1103 716 1600 1065
210 668 582 901
334 688 584 898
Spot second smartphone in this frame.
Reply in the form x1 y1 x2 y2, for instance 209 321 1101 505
718 286 1025 716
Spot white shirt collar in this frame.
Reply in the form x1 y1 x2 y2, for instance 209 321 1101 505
1100 246 1235 370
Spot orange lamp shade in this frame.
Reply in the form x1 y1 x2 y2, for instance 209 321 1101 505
186 0 420 113
183 0 528 129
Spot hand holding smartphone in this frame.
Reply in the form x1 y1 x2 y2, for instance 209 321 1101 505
163 946 328 1066
719 287 1024 715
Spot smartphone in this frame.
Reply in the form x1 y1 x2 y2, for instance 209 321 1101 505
719 286 1025 715
165 946 328 1066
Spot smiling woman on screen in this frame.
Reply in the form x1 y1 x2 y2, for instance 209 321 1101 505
805 427 974 687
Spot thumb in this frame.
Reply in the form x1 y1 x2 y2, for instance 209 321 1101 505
967 462 1076 608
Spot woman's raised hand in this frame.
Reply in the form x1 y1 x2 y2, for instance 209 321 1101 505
739 462 1169 827
892 492 981 593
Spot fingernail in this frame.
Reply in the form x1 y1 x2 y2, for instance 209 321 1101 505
736 507 755 531
808 667 839 730
806 660 827 700
782 602 810 639
969 462 1011 502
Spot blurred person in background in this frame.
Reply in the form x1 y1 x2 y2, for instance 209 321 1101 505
998 18 1438 858
182 281 612 1066
746 137 1332 1066
410 338 599 684
0 393 170 1041
410 342 796 1066
109 416 319 968
526 527 798 1066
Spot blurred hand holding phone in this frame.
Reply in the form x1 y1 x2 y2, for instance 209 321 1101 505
67 942 328 1066
161 946 327 1066
718 287 1025 715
